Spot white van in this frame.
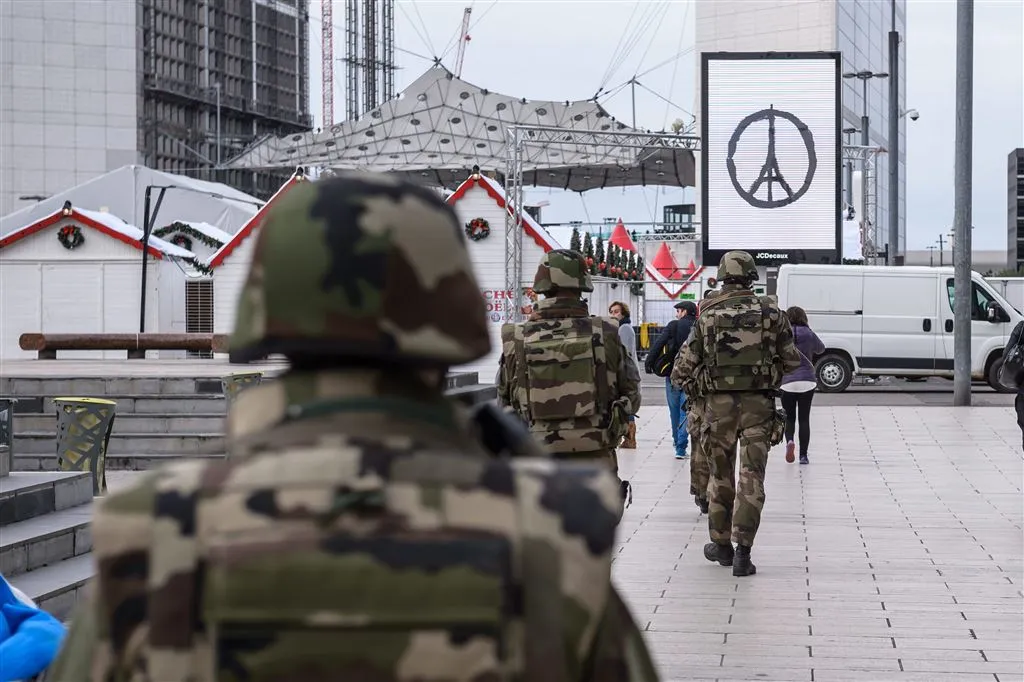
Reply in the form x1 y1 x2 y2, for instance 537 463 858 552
776 264 1022 393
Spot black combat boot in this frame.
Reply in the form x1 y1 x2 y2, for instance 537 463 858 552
733 544 756 577
704 542 734 566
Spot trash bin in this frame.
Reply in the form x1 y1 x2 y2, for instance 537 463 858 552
221 371 264 407
0 397 15 478
54 397 117 496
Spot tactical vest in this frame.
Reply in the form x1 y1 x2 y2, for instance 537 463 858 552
514 316 614 453
703 293 776 392
117 407 618 682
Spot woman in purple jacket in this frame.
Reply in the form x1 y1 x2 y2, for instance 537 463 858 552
781 306 825 464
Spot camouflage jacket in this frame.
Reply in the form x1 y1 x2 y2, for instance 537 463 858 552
673 284 802 399
497 297 642 454
48 369 659 682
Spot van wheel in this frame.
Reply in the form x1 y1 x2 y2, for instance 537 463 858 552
816 353 853 393
987 357 1015 393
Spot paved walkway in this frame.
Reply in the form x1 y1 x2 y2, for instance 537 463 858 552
107 404 1023 681
617 405 1023 682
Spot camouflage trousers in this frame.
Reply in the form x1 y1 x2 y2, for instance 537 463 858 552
699 393 774 547
687 404 711 502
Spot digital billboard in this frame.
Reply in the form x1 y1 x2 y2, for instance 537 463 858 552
701 52 842 267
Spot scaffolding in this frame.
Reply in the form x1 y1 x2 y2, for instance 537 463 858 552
504 125 701 323
342 0 397 120
139 0 312 199
842 144 886 264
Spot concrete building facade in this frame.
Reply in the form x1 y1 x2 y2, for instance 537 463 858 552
1008 148 1024 271
694 0 908 261
0 0 312 219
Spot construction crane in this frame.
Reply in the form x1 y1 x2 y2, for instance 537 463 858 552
322 0 334 126
454 7 472 78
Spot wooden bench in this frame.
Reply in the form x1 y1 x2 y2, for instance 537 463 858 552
19 333 230 359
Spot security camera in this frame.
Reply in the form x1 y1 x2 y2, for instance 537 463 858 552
905 108 920 121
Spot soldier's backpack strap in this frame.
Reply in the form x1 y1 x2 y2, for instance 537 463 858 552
591 317 612 413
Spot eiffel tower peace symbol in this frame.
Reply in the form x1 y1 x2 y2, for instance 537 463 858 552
726 105 817 209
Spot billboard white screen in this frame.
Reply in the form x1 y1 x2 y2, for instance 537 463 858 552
702 54 840 260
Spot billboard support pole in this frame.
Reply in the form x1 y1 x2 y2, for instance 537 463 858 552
952 0 974 407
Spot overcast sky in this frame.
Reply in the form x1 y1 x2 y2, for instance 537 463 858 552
308 0 1023 252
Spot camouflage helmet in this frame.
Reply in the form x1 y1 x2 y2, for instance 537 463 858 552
533 249 594 294
228 172 491 367
717 250 758 282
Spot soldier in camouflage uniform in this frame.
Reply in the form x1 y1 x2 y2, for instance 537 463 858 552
498 249 642 511
673 251 801 577
48 174 660 682
676 290 721 515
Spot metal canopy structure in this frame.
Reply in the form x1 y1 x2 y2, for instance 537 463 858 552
842 144 886 264
504 125 701 323
222 66 698 192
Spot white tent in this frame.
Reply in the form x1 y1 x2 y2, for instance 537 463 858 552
224 66 696 192
0 165 263 239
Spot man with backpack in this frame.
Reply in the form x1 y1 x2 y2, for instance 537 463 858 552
644 300 697 459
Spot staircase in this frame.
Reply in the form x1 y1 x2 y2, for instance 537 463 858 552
0 369 495 619
1 470 95 620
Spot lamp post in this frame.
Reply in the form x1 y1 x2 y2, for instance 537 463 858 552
888 0 901 265
843 70 889 261
138 184 267 333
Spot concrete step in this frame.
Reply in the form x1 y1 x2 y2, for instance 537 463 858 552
0 471 93 527
11 393 226 416
1 376 231 397
14 451 225 472
15 412 225 433
15 431 224 455
0 504 92 577
9 552 94 621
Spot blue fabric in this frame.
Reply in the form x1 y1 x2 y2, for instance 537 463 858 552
0 575 65 682
665 379 688 456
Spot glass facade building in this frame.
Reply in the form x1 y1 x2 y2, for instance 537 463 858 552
837 0 907 258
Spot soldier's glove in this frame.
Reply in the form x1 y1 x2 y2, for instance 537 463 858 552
470 402 533 458
620 480 633 508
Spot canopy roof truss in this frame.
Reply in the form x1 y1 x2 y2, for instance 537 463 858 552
222 66 698 192
504 126 701 322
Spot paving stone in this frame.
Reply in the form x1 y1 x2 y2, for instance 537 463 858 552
614 405 1022 680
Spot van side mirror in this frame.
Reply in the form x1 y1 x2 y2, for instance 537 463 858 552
986 302 1008 323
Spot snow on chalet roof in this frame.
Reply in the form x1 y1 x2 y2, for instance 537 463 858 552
447 173 561 252
223 65 697 192
154 220 233 246
0 205 195 259
207 171 306 268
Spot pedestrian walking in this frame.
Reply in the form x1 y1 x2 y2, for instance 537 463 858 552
645 300 697 459
780 306 825 465
609 300 640 449
674 251 801 577
676 291 720 514
48 174 660 681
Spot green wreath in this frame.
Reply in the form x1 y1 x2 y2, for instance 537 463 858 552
465 217 490 242
57 225 84 250
170 234 193 252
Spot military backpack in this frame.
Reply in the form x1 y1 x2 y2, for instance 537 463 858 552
703 293 777 392
515 316 614 453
